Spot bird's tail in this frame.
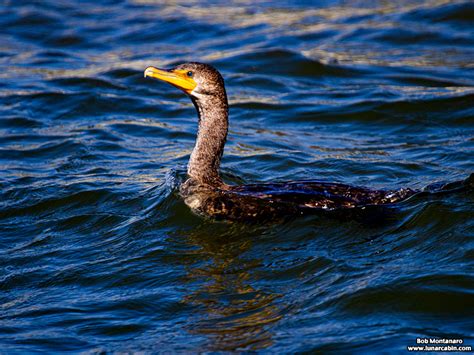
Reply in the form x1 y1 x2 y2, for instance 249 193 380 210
422 173 474 194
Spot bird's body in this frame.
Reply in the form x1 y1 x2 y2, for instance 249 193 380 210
180 178 416 220
144 62 467 220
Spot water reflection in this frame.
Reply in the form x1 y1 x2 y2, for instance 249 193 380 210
175 224 283 351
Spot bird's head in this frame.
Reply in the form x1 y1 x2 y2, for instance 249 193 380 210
144 62 226 100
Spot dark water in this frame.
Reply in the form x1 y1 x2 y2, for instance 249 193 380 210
1 0 474 352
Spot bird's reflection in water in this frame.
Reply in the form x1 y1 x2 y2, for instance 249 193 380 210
173 222 284 351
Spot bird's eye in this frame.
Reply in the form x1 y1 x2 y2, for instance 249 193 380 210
186 71 193 77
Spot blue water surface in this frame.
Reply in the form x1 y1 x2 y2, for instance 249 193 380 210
1 0 473 352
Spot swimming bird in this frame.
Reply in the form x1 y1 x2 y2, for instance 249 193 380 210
143 62 466 220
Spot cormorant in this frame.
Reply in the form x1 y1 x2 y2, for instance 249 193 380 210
144 62 469 220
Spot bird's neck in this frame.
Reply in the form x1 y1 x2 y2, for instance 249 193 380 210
188 94 228 186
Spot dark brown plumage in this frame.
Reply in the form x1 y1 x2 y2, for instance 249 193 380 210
144 62 472 221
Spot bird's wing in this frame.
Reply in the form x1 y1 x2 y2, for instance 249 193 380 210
229 180 416 210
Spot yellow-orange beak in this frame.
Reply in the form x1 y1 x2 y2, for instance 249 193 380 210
144 66 197 94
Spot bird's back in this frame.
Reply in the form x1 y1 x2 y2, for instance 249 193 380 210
180 178 417 221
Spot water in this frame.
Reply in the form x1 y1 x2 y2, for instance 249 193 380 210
1 0 473 352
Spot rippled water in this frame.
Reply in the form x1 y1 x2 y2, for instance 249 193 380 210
1 0 473 352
